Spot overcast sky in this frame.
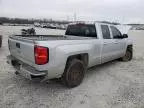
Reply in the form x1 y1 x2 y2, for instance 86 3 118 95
0 0 143 23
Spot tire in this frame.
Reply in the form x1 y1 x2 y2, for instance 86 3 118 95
121 48 133 61
62 59 85 88
0 35 2 48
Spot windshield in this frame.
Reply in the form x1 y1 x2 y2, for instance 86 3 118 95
65 24 97 38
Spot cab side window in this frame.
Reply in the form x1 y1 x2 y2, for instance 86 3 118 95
110 26 122 38
101 25 111 39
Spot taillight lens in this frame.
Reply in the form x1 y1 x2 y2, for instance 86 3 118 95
34 46 49 65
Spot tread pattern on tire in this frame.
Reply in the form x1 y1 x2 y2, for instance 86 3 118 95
62 58 85 88
121 45 133 61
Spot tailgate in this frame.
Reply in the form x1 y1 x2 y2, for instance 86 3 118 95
8 37 35 67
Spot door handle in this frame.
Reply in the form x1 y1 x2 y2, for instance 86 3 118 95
103 42 108 45
114 40 119 44
114 42 118 44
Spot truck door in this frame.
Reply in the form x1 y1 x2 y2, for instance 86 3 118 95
110 26 127 58
100 24 117 63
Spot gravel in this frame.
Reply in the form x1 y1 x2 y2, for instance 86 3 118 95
0 26 144 108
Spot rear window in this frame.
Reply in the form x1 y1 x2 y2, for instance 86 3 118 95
65 24 97 38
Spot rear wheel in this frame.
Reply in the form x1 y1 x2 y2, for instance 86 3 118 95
62 59 85 88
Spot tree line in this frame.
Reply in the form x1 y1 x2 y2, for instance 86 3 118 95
0 17 126 25
0 17 71 25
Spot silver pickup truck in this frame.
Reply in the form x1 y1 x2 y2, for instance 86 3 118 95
7 22 133 88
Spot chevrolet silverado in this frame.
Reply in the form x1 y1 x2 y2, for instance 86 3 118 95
7 22 133 88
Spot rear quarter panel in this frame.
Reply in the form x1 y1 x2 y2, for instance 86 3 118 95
36 40 101 79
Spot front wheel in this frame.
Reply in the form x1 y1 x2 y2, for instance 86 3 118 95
62 59 85 88
121 48 133 61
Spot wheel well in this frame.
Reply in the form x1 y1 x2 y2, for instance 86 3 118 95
66 54 88 68
127 45 133 51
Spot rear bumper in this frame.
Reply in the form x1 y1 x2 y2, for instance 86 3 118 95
7 55 48 80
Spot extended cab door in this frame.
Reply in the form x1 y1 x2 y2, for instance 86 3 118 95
100 24 117 63
110 26 127 58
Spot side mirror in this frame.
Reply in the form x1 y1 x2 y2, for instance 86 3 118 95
114 34 128 39
123 34 128 38
114 35 123 39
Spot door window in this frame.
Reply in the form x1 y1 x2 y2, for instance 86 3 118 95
110 26 122 38
101 25 111 39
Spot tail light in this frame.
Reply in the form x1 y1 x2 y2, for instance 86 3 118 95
34 45 49 65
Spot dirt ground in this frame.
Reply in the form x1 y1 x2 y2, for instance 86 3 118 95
0 26 144 108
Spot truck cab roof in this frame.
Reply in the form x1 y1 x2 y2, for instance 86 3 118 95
69 21 119 26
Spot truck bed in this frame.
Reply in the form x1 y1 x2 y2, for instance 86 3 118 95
10 35 67 41
9 35 94 42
